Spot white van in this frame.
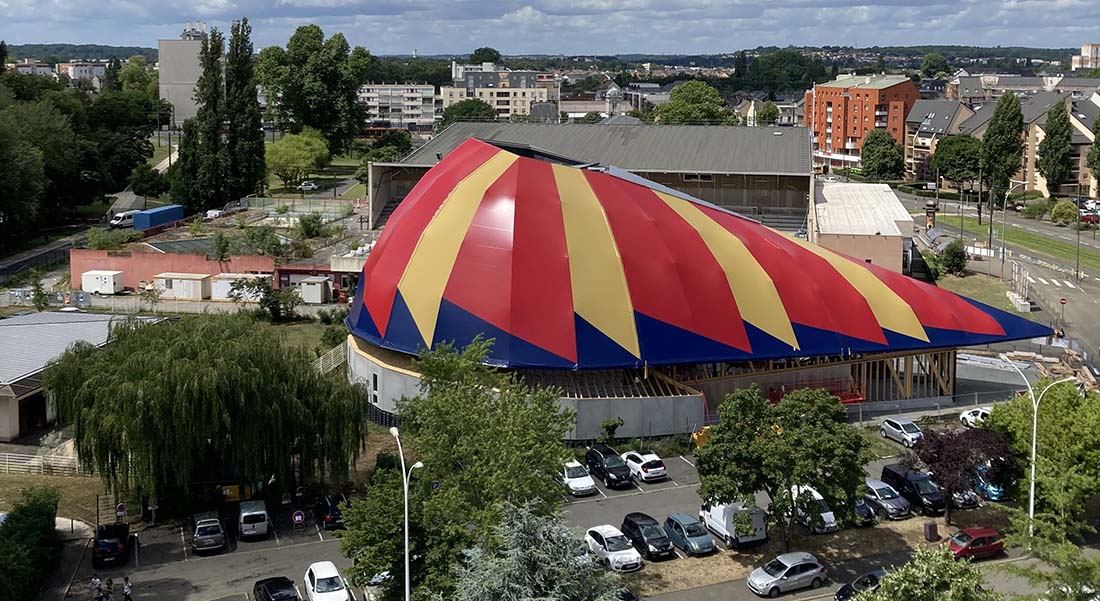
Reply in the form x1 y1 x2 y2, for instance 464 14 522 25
792 485 838 533
238 500 270 539
109 210 139 229
699 501 767 548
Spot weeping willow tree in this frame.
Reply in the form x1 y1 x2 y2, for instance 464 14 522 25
43 314 366 502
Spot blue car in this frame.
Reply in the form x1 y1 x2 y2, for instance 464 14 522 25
663 513 715 556
970 466 1007 501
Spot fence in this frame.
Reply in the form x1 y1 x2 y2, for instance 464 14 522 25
0 452 83 476
242 197 354 221
312 341 347 375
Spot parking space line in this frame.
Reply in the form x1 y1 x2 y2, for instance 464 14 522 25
668 478 680 487
179 526 189 561
569 482 700 505
272 522 281 547
633 481 645 493
679 455 695 468
1065 280 1076 289
596 486 608 499
673 549 686 559
315 522 325 541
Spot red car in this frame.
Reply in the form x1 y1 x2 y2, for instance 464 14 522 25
947 527 1003 560
1081 213 1100 224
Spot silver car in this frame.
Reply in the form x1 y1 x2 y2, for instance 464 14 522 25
747 552 827 597
191 512 227 553
881 417 923 447
863 478 911 519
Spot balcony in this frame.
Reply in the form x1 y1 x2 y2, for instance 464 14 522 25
826 127 833 134
874 120 887 128
845 141 857 150
874 108 888 116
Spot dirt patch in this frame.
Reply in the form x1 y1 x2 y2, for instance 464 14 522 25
0 473 104 524
348 423 400 487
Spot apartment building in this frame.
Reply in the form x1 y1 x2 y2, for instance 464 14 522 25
903 100 974 181
359 84 439 132
1071 43 1100 71
9 59 54 77
946 74 1100 104
440 85 551 119
158 22 207 127
441 66 557 119
57 61 107 80
804 74 920 168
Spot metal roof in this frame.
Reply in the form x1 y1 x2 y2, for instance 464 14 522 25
959 92 1066 136
906 100 966 136
817 74 913 90
0 312 156 387
814 183 914 237
396 122 812 176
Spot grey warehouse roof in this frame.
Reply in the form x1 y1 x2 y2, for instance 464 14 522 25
396 122 813 176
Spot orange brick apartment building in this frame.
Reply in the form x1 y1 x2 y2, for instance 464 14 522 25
804 74 920 170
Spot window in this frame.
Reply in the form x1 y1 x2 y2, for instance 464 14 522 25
371 373 379 405
682 173 714 182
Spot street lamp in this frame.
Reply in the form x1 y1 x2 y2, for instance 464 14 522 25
1000 180 1028 279
999 356 1077 541
1072 183 1082 282
389 426 422 601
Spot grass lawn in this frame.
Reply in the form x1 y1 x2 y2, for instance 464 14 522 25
273 320 329 354
952 214 1100 272
856 426 903 459
0 474 104 524
267 155 360 198
341 183 366 199
937 273 1014 312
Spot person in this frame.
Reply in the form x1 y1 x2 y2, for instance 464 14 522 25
122 577 133 601
90 574 101 596
105 578 115 599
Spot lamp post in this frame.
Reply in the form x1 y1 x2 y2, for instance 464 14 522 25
1072 183 1082 281
389 426 423 601
1000 180 1027 279
999 356 1076 541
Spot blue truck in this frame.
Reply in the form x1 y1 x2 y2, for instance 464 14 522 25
132 205 184 231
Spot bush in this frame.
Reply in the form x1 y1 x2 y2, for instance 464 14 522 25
296 212 326 239
87 227 141 250
1051 200 1078 225
0 487 61 601
921 250 942 282
319 324 347 350
317 306 350 325
1020 202 1050 220
941 238 968 276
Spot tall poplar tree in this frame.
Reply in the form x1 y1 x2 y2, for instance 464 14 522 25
1086 116 1100 191
194 27 228 209
170 119 201 211
980 92 1024 202
225 18 266 200
1037 99 1073 196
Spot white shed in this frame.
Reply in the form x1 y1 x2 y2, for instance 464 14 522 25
80 270 124 295
211 273 271 301
299 276 332 305
154 273 212 300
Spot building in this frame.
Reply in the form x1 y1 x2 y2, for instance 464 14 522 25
736 99 802 127
346 138 1050 439
158 22 207 127
57 61 106 81
441 67 557 120
1069 93 1100 198
904 100 974 181
359 83 439 133
364 121 814 233
9 59 54 77
1071 43 1100 71
440 85 551 119
804 74 921 169
809 182 915 274
944 75 1100 104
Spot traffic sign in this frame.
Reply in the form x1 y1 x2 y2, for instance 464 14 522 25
147 504 158 511
431 481 441 491
1060 298 1067 305
292 510 305 525
116 502 126 517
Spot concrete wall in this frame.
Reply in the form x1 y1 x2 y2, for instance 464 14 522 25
347 341 421 413
814 233 904 272
158 39 203 126
0 397 17 442
561 395 707 441
71 249 275 292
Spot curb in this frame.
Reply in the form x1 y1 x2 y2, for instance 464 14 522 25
62 538 92 601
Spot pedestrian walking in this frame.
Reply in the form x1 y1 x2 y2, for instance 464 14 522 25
90 574 101 598
122 577 133 601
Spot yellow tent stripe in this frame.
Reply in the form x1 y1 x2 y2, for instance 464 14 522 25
397 151 519 347
658 193 799 349
553 164 640 358
792 239 929 342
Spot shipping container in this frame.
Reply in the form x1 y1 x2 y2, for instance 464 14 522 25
210 273 271 301
133 205 184 231
154 273 211 300
81 270 124 295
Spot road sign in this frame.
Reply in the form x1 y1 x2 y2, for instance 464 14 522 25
1061 298 1067 305
116 502 126 517
431 481 441 491
292 510 305 525
147 504 158 511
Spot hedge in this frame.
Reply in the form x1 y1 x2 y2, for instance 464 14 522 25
0 487 61 601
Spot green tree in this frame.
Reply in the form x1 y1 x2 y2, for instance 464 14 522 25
117 55 153 97
128 163 166 198
341 339 575 599
469 47 502 64
438 98 497 131
212 231 230 261
695 387 870 551
1087 116 1100 187
295 212 326 238
981 92 1024 201
451 502 622 601
225 18 266 200
860 129 904 180
854 546 998 601
0 111 45 247
757 100 780 125
194 28 228 210
266 132 330 188
373 129 412 156
44 314 365 502
87 227 139 250
86 90 157 191
169 119 201 210
579 111 603 124
0 486 61 601
1051 199 1078 225
255 25 370 155
932 134 981 189
103 57 122 92
910 427 1010 524
229 278 301 321
940 238 968 276
920 53 949 78
30 270 50 311
0 41 7 66
654 81 726 124
1038 99 1074 196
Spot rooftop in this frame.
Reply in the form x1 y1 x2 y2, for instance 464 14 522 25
814 182 914 237
959 92 1067 136
817 74 913 90
906 100 967 136
394 122 813 176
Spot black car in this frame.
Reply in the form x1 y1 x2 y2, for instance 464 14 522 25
881 465 945 516
618 589 640 601
315 493 349 530
92 523 131 568
853 499 876 527
253 576 300 601
835 569 888 601
620 512 674 560
584 444 632 488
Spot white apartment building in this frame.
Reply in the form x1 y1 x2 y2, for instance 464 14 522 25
158 22 207 127
1072 43 1100 71
359 84 439 132
10 59 54 77
57 61 107 81
440 86 551 119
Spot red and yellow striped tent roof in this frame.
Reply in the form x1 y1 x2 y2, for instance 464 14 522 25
348 139 1049 369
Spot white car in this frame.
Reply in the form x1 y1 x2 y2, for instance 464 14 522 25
621 450 667 482
960 407 992 428
303 561 349 601
881 417 923 447
297 180 319 191
585 525 642 572
562 461 598 496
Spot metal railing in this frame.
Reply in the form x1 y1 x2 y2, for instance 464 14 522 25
312 340 347 375
0 452 82 476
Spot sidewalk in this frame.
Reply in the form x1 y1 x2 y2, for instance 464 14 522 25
37 519 94 601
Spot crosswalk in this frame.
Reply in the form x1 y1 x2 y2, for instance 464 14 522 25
1028 275 1080 289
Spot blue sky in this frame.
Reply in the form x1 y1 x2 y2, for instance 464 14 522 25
1 0 1097 55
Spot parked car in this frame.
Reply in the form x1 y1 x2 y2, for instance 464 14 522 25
108 210 138 229
881 465 944 516
562 460 598 496
239 499 271 539
947 527 1004 560
617 590 640 601
303 561 350 601
364 571 392 601
585 444 633 489
663 513 715 556
620 512 674 560
863 477 912 520
585 525 643 572
297 180 319 191
853 499 876 527
621 450 667 482
191 511 227 554
699 501 767 548
792 485 838 533
960 407 992 428
747 551 828 597
315 493 348 530
834 569 889 601
948 486 981 510
970 465 1008 501
254 576 301 601
880 417 923 447
92 523 131 568
1082 212 1100 225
